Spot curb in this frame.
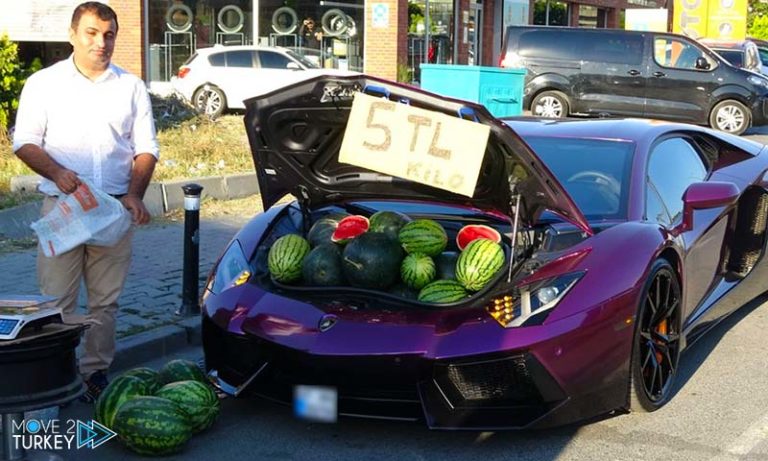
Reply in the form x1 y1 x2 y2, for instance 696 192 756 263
112 317 202 372
0 172 259 239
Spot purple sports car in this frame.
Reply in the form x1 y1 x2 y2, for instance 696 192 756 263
202 75 768 429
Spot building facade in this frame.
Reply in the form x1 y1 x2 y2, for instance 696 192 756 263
3 0 662 90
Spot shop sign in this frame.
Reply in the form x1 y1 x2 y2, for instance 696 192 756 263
372 3 389 28
672 0 746 39
339 92 490 197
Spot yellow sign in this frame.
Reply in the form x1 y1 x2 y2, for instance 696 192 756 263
339 92 490 197
673 0 747 40
673 0 709 38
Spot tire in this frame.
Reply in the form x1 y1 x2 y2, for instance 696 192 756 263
217 5 244 33
629 259 682 412
165 4 193 33
321 9 348 37
192 85 226 119
271 6 298 35
709 99 751 135
531 91 569 118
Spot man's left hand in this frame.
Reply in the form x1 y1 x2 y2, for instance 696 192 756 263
120 194 150 225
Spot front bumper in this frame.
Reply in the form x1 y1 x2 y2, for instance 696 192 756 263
202 315 594 429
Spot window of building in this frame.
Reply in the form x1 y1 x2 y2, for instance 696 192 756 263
148 0 253 82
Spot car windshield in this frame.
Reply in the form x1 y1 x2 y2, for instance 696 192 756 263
284 49 320 69
525 136 634 221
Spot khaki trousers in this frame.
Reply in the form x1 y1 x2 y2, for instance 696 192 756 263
37 196 133 377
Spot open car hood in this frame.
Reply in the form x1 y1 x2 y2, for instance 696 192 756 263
243 75 591 235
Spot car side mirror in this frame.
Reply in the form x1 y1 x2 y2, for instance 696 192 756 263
695 57 711 70
676 181 739 233
286 62 301 70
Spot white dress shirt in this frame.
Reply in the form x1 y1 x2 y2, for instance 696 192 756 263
13 55 160 196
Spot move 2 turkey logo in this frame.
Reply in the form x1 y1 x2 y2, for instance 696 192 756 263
11 418 117 450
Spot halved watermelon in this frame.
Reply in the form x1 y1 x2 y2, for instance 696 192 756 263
456 224 501 251
331 215 370 244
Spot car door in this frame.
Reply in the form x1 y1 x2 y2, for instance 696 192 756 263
219 50 259 110
646 136 724 321
576 31 647 116
643 35 719 124
255 50 310 95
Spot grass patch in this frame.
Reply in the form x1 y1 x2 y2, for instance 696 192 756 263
0 100 253 209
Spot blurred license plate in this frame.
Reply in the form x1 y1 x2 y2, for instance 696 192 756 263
294 385 337 423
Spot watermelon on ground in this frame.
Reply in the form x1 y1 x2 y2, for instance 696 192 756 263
112 396 192 456
94 375 148 429
158 359 208 385
456 239 505 291
268 234 310 283
155 380 220 433
120 367 162 394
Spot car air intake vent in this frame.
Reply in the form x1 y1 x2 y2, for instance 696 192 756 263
441 354 539 403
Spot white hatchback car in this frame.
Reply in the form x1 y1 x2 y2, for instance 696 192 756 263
172 45 355 117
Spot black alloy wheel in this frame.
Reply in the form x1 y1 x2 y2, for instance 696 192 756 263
630 259 682 412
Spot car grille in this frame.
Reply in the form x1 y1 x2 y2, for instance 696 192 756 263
443 355 538 402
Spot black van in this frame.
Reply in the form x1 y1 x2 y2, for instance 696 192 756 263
500 26 768 135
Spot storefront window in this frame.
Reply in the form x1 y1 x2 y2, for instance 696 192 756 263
148 0 253 82
533 0 568 26
259 0 365 71
407 0 454 82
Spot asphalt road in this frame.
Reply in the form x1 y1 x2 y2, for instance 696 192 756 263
33 291 767 461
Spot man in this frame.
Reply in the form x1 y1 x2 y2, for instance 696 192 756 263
13 2 159 402
300 17 323 49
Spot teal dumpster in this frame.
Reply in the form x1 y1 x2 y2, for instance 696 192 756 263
419 64 526 118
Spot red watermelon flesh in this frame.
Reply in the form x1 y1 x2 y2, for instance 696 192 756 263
331 215 370 244
456 224 501 251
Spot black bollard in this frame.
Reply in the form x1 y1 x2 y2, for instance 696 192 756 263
177 183 204 316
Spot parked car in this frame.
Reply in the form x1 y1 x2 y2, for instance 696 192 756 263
700 39 765 75
500 26 768 135
171 45 355 117
202 74 768 429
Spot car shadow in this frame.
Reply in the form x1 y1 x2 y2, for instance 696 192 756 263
668 292 767 399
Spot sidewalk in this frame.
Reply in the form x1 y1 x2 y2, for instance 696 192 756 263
0 209 252 371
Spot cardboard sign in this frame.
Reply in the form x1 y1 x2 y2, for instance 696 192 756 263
339 92 490 197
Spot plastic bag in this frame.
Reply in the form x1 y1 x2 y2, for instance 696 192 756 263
31 179 132 257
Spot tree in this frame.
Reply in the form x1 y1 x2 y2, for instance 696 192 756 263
0 34 40 131
749 15 768 40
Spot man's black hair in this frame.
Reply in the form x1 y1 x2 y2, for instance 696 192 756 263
71 2 119 32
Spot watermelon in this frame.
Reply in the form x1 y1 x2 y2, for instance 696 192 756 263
120 367 162 394
434 251 460 280
418 279 469 303
94 375 148 429
155 380 220 434
400 253 436 290
456 224 502 251
307 219 339 247
398 219 448 257
369 211 411 241
342 232 404 289
158 359 208 385
268 234 310 283
456 239 505 291
331 215 369 244
389 282 419 300
302 244 345 286
112 396 192 456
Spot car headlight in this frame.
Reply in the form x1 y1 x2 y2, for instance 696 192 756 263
748 75 768 88
487 272 584 328
208 240 252 295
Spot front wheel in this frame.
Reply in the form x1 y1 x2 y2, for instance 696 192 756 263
193 85 226 118
530 91 569 118
709 99 751 135
629 259 682 412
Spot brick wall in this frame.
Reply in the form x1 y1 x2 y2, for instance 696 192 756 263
364 0 408 80
110 0 145 79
